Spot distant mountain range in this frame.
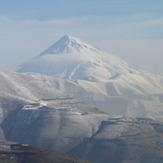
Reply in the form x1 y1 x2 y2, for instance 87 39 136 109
17 35 163 121
0 70 163 163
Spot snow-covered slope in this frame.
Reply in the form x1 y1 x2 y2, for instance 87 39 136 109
17 35 163 120
0 70 109 152
47 72 163 120
18 35 141 81
0 70 163 163
40 35 98 56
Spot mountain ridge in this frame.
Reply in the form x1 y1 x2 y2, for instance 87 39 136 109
17 36 163 120
18 35 141 81
39 35 99 56
0 70 163 163
0 140 90 163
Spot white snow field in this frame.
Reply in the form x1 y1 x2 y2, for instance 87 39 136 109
0 70 163 163
0 70 109 151
17 35 163 121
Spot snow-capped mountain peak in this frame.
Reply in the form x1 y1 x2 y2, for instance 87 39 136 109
18 35 140 81
40 35 99 56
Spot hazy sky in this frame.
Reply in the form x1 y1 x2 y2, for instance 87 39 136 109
0 0 163 75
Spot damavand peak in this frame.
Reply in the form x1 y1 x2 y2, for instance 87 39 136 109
39 35 99 56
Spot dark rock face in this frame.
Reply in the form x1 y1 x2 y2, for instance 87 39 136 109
0 141 90 163
0 70 107 152
68 118 163 163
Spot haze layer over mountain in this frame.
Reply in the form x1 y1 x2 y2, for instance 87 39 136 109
17 35 163 120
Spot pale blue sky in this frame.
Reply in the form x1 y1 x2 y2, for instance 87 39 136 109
0 0 163 75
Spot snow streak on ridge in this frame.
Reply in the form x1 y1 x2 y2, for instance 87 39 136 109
40 35 99 56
